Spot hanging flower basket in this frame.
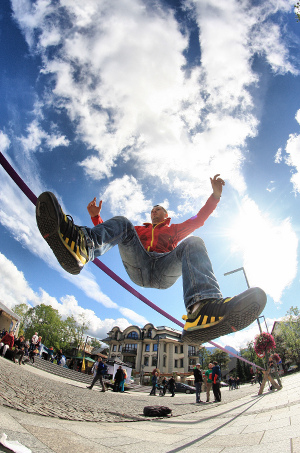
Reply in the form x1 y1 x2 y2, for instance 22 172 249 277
254 332 276 357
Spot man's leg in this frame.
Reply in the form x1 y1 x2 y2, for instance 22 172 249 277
2 344 9 357
99 375 106 392
206 383 212 402
150 236 267 344
195 382 201 403
87 375 99 389
36 192 145 276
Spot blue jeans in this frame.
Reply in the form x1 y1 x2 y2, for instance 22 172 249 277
195 382 202 403
82 216 222 310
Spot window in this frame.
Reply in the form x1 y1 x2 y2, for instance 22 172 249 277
153 343 158 352
152 356 157 367
189 358 196 366
145 344 150 352
180 358 184 368
123 343 137 351
118 344 122 351
144 356 149 366
188 346 196 356
127 331 138 339
174 346 178 353
114 332 118 340
147 329 152 338
174 359 178 368
180 345 183 354
164 344 167 353
163 356 166 367
112 345 117 352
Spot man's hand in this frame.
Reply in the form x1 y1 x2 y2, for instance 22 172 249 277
210 174 225 199
87 197 103 217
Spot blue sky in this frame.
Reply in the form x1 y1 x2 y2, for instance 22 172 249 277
0 0 300 351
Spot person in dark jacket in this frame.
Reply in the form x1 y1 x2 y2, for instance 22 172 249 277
212 361 221 402
150 371 158 396
13 335 26 365
168 376 176 397
193 363 203 403
114 366 124 392
87 357 107 391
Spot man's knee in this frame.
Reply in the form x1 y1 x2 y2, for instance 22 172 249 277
181 236 206 251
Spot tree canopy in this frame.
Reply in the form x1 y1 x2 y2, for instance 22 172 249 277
13 303 90 352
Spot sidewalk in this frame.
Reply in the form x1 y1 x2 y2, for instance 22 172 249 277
1 357 300 453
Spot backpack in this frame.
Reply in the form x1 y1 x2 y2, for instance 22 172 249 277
143 406 172 417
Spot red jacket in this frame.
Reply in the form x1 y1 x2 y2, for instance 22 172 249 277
91 194 219 253
0 333 14 349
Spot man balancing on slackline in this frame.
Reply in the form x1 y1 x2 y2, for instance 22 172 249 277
36 174 266 343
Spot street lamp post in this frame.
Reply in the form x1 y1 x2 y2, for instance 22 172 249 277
224 266 262 333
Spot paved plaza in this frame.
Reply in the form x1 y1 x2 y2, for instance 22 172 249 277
0 356 300 453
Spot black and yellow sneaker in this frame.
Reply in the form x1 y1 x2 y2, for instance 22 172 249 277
181 287 267 344
36 192 89 275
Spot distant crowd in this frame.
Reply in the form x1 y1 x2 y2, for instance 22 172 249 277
0 329 65 366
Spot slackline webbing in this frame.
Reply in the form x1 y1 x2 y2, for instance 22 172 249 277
0 151 264 370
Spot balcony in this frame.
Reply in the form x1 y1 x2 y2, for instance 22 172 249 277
188 350 199 357
122 347 137 355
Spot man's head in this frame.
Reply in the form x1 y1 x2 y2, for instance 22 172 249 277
213 361 218 366
97 357 102 362
196 363 201 368
209 363 213 369
151 205 168 225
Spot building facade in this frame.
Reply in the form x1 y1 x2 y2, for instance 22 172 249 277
0 300 20 336
102 323 200 380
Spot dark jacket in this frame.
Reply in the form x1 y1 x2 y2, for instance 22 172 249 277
96 361 107 375
193 367 203 383
212 365 221 384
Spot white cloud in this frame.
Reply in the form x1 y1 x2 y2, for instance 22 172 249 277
0 251 131 340
19 119 69 153
285 133 300 194
10 0 298 212
102 175 152 223
274 147 282 163
228 196 298 303
0 131 11 152
119 307 148 326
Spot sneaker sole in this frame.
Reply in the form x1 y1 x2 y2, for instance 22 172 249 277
36 192 83 275
181 287 267 344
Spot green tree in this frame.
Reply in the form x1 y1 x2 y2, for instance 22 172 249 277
89 338 103 349
272 334 289 370
235 358 246 381
240 341 265 370
210 349 230 370
198 346 212 369
276 306 300 367
24 304 64 350
13 303 30 335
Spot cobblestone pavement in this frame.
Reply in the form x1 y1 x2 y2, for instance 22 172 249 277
0 356 263 422
1 356 300 453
